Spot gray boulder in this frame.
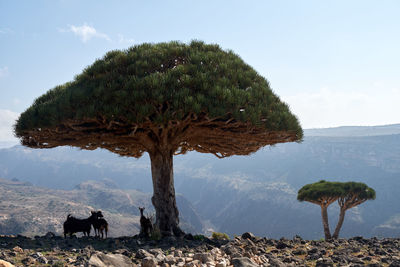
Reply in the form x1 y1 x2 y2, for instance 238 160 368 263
268 256 286 267
232 257 258 267
193 253 213 264
315 257 334 267
142 257 157 267
135 249 153 259
87 252 134 267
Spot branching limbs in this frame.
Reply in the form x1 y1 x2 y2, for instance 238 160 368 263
338 193 367 211
19 112 299 159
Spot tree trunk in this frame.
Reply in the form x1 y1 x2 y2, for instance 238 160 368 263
149 150 184 237
332 208 346 239
320 205 332 240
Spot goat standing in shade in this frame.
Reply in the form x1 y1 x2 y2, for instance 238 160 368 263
63 211 99 238
92 211 108 238
139 207 153 238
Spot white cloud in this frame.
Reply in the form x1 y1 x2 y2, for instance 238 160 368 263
59 24 136 45
0 28 13 34
283 87 400 128
13 98 21 105
117 34 135 45
60 23 111 43
0 109 19 142
0 66 9 78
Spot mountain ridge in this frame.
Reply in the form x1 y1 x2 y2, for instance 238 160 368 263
304 123 400 137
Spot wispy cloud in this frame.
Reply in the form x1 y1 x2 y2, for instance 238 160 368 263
59 23 111 43
0 109 19 142
0 28 13 34
0 67 9 78
117 34 135 45
13 98 21 105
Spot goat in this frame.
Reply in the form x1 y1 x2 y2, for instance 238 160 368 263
92 211 108 238
63 211 99 238
139 207 153 238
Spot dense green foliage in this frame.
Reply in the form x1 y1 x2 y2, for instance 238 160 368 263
297 180 344 202
15 41 302 139
297 180 376 202
341 181 376 200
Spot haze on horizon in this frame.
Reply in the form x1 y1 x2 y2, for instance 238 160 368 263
1 1 399 144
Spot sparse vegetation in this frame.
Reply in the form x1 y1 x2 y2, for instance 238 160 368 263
150 226 161 241
211 232 230 240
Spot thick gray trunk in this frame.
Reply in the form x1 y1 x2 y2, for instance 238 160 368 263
149 150 183 237
333 208 346 239
321 205 332 240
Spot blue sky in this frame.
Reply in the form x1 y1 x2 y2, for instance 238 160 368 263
1 0 399 143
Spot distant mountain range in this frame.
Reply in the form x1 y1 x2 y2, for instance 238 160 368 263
305 123 400 137
0 124 400 239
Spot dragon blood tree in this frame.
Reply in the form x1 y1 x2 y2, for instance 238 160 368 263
15 41 303 236
298 180 375 240
297 180 343 240
332 182 375 239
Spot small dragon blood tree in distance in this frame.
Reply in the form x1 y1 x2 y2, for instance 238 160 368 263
298 180 375 240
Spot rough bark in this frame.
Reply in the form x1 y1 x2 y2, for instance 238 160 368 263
149 149 183 237
320 205 332 240
333 208 346 239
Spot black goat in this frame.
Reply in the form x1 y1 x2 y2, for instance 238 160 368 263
92 211 108 238
139 207 153 238
63 211 99 238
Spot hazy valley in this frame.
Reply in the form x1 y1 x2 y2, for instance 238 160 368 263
0 124 400 239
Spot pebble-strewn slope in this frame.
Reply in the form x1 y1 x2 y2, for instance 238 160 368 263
0 233 400 266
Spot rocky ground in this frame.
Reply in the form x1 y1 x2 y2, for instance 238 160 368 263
0 232 400 267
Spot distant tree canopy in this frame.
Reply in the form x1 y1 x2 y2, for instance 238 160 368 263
15 41 303 236
298 180 345 205
298 180 375 240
